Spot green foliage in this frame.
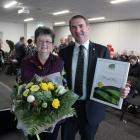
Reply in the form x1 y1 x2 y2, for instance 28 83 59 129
12 78 78 135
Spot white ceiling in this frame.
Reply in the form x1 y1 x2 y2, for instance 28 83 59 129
0 0 140 24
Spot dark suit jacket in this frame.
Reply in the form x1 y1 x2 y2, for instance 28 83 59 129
59 41 110 126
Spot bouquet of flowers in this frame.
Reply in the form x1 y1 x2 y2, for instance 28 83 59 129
11 75 78 137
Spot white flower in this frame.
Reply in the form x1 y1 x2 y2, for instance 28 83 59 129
27 95 35 103
56 85 67 95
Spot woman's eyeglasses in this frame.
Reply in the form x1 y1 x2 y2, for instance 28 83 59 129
38 40 53 45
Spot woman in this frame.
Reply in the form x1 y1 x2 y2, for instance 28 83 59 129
21 26 63 140
128 55 140 94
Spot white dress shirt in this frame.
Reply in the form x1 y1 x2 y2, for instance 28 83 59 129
72 40 89 100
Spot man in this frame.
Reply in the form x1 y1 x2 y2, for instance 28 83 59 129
15 36 26 67
25 39 37 57
107 43 115 59
59 37 67 49
67 34 75 46
0 40 4 71
59 15 130 140
6 40 15 55
120 50 129 62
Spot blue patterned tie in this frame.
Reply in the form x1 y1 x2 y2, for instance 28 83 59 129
74 45 84 96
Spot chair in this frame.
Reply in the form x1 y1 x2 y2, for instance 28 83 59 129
120 89 140 121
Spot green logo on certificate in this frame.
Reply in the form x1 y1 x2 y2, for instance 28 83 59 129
108 64 115 69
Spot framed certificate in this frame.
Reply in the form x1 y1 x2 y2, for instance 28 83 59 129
90 58 130 109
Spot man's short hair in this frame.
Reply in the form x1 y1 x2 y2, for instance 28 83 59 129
34 26 55 43
27 39 33 44
69 15 89 27
20 37 25 41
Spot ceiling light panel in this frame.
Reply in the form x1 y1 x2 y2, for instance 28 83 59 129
52 10 70 15
54 22 66 26
18 8 30 14
110 0 131 4
88 17 105 21
24 17 34 22
4 1 17 8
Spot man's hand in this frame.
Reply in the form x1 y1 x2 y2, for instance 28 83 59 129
120 83 131 98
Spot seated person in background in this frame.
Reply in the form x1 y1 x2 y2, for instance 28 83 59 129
25 39 37 57
67 34 75 46
129 50 135 57
137 55 140 62
128 55 140 96
6 40 15 55
6 48 18 75
107 44 115 59
52 46 59 56
59 37 67 49
120 50 129 62
0 39 4 71
123 55 140 114
112 52 121 61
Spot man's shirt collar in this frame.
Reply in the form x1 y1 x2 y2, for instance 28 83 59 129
75 40 90 50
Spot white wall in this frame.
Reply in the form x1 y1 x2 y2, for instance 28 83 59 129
0 21 53 52
0 20 53 52
89 20 140 54
0 21 24 52
1 20 140 54
54 20 140 55
26 21 53 40
53 26 71 46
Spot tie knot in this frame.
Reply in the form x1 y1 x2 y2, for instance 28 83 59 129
79 45 84 51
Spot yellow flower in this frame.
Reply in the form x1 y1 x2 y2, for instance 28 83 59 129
52 98 60 109
23 89 29 97
30 85 40 92
47 82 55 90
25 82 34 89
39 82 49 91
97 82 104 88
